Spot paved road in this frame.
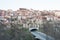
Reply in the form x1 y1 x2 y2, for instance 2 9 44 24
29 28 55 40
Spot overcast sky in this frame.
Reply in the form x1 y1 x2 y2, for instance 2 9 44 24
0 0 60 10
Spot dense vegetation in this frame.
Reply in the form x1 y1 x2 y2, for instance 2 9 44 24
39 20 60 40
0 23 34 40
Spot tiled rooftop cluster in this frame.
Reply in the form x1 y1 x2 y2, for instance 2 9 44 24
0 8 60 28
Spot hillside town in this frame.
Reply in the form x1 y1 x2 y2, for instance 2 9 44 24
0 8 60 28
0 8 60 40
